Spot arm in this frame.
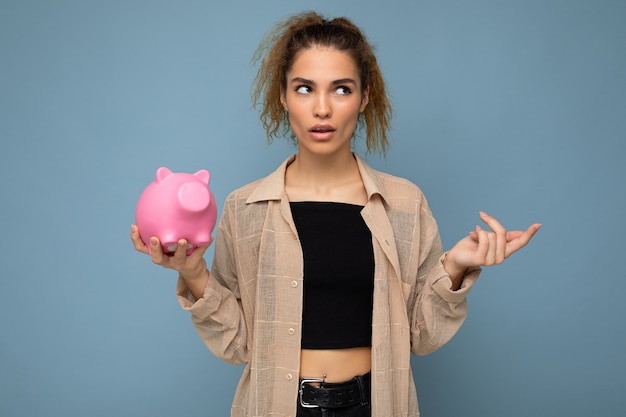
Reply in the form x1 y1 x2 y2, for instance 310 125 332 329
177 210 251 365
407 221 480 356
408 210 541 355
130 202 250 365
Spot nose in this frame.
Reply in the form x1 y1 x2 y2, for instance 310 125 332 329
313 94 331 119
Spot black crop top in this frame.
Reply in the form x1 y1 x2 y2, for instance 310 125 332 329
290 201 374 349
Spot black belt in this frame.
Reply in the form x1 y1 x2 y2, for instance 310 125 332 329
299 373 370 409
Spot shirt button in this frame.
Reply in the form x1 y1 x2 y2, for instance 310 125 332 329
286 373 293 381
288 328 295 335
291 280 298 288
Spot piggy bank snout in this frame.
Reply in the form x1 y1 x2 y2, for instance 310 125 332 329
178 182 211 212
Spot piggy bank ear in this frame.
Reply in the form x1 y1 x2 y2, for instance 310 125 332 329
156 167 174 183
194 169 211 185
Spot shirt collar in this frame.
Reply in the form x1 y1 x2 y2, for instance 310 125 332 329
246 153 389 205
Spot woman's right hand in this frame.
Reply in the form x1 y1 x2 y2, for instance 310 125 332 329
130 225 211 297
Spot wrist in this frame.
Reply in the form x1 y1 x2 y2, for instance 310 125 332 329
181 258 209 284
182 266 208 283
442 252 467 290
181 265 210 301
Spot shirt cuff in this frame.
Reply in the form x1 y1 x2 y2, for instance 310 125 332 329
175 274 224 319
432 253 481 303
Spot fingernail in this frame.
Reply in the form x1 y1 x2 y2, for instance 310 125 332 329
150 237 158 246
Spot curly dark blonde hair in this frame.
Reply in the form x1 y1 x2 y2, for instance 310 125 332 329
252 11 392 155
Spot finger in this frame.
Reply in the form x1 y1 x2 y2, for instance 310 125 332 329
480 212 506 264
182 243 210 274
485 230 497 265
476 229 525 242
188 241 210 261
505 230 525 242
505 223 542 257
130 225 150 254
474 225 490 264
165 239 189 269
150 237 166 265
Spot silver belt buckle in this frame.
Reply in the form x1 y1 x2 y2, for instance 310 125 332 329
299 378 325 408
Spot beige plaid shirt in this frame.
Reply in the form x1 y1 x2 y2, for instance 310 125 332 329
177 154 480 416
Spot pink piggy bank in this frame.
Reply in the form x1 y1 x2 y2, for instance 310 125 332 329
135 167 217 255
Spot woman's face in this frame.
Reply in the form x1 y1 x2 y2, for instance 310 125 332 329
281 46 368 158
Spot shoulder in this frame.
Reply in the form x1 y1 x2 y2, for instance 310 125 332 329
380 171 425 197
223 155 293 206
222 179 267 218
218 178 270 238
226 178 265 201
360 161 435 223
360 160 428 204
365 168 441 248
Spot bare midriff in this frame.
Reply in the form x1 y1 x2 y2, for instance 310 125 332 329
300 347 371 383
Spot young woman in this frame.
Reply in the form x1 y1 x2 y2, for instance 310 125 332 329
131 11 540 417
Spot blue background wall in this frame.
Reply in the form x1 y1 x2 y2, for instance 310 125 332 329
1 1 624 416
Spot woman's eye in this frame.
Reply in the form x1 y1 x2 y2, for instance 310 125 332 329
336 86 352 95
295 85 311 94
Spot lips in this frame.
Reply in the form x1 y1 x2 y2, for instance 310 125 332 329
309 124 336 140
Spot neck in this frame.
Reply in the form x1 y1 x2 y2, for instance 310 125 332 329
285 152 367 204
289 151 358 184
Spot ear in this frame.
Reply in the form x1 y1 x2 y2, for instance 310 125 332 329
156 167 173 183
193 169 211 185
359 88 369 113
280 88 288 111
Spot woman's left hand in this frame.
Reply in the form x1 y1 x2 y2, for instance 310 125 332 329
443 212 542 288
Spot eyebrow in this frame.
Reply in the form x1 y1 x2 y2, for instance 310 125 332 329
289 77 357 86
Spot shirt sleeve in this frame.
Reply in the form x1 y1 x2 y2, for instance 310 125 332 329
408 201 481 356
175 198 250 365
